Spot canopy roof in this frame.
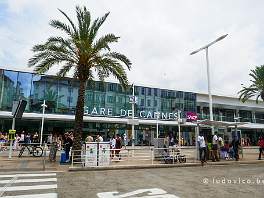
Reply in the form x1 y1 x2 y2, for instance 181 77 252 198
197 119 248 127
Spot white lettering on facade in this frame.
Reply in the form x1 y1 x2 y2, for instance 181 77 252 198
162 112 168 120
154 112 160 119
83 106 188 121
120 109 127 116
108 108 113 116
84 106 89 115
127 110 132 117
100 108 106 116
140 111 145 118
91 107 98 115
146 111 153 119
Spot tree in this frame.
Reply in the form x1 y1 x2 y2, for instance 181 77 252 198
238 65 264 103
28 6 131 151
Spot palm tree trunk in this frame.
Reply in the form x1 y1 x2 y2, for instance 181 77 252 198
72 80 86 153
261 91 264 101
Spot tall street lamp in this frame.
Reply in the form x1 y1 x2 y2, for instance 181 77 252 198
190 34 228 134
40 100 47 145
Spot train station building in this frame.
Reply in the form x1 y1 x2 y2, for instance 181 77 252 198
0 68 264 146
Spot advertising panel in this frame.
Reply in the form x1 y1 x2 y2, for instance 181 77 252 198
98 142 110 166
85 142 98 167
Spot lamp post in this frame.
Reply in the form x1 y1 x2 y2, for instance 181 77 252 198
190 34 228 135
40 100 47 145
178 110 181 147
132 84 135 149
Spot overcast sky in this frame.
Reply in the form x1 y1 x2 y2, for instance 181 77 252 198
1 0 264 97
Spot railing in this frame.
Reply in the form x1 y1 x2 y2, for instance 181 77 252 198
70 146 197 168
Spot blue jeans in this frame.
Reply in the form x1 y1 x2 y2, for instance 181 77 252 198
65 148 70 161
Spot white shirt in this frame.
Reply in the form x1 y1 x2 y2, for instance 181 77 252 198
20 134 24 141
111 138 116 148
213 135 218 144
99 136 103 142
198 135 206 148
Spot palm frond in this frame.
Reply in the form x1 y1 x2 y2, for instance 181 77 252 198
50 20 74 37
89 12 110 41
58 8 78 36
93 34 119 52
105 52 132 69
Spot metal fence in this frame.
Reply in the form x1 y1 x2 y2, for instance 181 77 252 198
70 146 197 168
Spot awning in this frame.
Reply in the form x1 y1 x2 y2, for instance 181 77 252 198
197 119 248 127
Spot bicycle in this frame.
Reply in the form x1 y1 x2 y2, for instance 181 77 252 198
18 144 43 157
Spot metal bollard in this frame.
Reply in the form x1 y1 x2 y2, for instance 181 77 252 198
151 148 154 165
71 151 74 168
172 149 175 164
42 143 47 171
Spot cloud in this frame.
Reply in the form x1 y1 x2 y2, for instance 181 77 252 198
1 0 264 97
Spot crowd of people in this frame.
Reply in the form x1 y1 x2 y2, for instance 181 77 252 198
197 133 243 166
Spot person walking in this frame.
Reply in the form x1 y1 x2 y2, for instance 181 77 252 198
110 135 116 158
13 134 20 151
232 136 240 161
198 134 207 166
258 136 264 160
64 132 73 163
212 134 219 162
115 134 122 160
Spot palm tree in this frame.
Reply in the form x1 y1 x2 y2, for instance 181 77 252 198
28 6 131 151
238 65 264 103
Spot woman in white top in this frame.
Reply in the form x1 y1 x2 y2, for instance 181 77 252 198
110 136 116 158
13 134 20 151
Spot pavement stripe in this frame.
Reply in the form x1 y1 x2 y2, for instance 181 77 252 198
0 178 57 184
0 184 57 192
1 193 58 198
0 173 56 178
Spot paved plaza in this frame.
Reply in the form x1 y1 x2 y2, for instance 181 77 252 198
56 164 264 198
0 164 264 197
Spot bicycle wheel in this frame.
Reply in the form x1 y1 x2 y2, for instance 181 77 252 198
32 146 43 157
18 147 25 158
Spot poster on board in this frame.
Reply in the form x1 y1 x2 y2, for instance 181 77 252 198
85 142 98 167
98 142 110 166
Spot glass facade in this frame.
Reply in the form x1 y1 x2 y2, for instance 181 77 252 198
0 69 197 118
1 68 264 146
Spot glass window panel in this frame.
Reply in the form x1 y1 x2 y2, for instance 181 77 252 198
30 74 43 113
148 88 151 96
69 80 79 113
0 69 4 110
58 79 71 113
1 70 18 111
17 72 32 112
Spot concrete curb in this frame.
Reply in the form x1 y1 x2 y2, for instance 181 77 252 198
68 160 264 172
0 168 56 172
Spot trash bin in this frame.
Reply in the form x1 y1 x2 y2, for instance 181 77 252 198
60 150 66 163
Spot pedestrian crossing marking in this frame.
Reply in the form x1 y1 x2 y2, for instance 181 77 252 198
0 184 57 192
0 172 57 198
0 178 57 184
0 173 56 178
0 193 58 198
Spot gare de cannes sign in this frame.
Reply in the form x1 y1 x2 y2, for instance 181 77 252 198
84 106 197 121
